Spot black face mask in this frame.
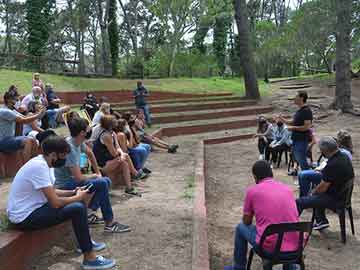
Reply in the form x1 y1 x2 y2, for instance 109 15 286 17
277 122 284 127
52 157 66 168
85 130 92 139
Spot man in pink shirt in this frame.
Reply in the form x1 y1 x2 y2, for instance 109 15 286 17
225 160 299 270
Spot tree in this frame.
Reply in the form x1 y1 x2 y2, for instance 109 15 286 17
330 0 354 112
26 0 54 70
234 0 260 99
108 0 119 76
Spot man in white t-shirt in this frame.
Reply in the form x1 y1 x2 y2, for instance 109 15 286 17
7 136 116 269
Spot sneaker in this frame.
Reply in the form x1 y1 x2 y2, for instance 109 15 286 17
88 213 105 225
132 170 149 181
76 240 106 254
81 255 116 269
104 222 131 233
313 221 330 231
142 167 152 174
259 154 264 160
125 187 142 197
168 145 177 153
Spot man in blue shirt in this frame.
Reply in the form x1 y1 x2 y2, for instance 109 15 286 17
133 81 151 127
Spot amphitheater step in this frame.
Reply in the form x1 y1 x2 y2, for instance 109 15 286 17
116 100 258 114
152 105 272 124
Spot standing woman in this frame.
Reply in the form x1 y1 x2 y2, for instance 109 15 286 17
254 116 275 161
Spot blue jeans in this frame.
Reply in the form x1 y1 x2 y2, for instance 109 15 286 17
0 136 27 152
298 170 322 197
16 202 93 253
128 143 151 170
296 193 337 224
232 223 297 270
137 105 151 125
59 177 114 222
292 140 309 170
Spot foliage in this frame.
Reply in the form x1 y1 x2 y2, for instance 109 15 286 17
25 0 55 70
108 0 119 76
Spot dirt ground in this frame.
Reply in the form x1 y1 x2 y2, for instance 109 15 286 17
206 78 360 270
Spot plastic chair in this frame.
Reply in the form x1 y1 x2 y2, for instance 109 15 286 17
246 222 312 270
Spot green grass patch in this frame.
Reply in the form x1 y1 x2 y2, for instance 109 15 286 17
0 69 269 96
183 175 195 200
0 213 10 232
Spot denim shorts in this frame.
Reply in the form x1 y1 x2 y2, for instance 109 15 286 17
0 136 26 152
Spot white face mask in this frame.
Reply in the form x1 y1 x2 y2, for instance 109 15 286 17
14 100 21 109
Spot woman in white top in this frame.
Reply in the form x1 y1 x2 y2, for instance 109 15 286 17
92 103 111 126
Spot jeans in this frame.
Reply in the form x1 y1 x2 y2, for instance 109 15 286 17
298 170 322 197
128 143 151 170
59 177 114 222
258 138 272 161
232 223 297 270
16 202 93 253
292 139 309 170
137 105 151 126
296 193 337 223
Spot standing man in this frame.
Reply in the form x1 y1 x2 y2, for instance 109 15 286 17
133 81 151 128
279 91 313 174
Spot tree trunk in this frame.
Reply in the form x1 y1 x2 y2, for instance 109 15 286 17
169 42 177 77
234 0 260 99
330 0 353 112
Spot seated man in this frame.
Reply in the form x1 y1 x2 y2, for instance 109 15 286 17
45 83 70 128
0 91 43 162
296 136 354 230
7 135 116 269
298 136 353 197
225 160 299 270
54 117 131 233
269 118 292 165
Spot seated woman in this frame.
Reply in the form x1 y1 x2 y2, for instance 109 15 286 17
134 109 178 153
122 113 151 174
92 102 111 126
22 101 45 139
254 116 275 161
92 115 140 195
113 119 148 180
269 118 292 165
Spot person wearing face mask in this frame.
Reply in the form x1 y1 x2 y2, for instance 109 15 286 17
7 135 117 269
269 118 292 166
0 91 44 163
54 117 131 233
296 136 354 231
92 103 111 126
254 116 275 161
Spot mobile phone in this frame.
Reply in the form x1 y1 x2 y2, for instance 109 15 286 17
85 183 95 193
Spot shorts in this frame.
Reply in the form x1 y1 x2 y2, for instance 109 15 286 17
0 136 27 152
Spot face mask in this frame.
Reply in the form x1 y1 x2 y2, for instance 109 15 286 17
52 157 66 168
277 122 283 127
85 129 92 139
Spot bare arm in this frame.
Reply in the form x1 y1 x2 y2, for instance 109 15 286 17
313 180 331 194
15 109 45 124
288 120 312 132
85 145 101 175
102 133 119 157
41 186 89 209
242 214 253 225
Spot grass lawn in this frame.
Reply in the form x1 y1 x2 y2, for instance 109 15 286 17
0 69 270 96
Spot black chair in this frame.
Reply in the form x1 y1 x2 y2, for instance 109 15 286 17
275 145 292 168
247 222 312 270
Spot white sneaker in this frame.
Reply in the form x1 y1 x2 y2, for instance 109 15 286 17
259 154 264 160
